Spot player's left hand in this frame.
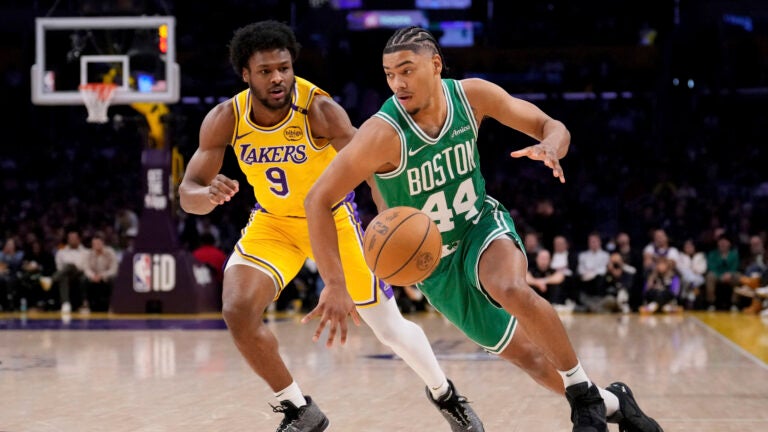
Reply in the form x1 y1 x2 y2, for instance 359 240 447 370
301 284 361 348
510 144 566 183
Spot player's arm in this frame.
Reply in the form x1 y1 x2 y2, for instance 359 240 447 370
302 117 400 345
462 77 570 183
178 101 240 215
308 94 357 152
309 94 388 211
367 177 388 212
306 116 400 287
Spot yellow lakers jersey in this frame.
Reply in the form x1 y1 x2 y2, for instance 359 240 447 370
231 77 337 217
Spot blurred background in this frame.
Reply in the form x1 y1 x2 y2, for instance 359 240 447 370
1 0 766 315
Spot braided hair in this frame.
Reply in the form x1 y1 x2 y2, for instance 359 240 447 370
228 20 301 76
383 26 449 74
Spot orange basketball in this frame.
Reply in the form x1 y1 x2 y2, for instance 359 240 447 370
362 206 443 286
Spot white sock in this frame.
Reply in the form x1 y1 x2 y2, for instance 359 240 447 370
558 361 590 388
599 387 620 417
357 298 447 392
557 362 620 417
430 379 451 400
274 381 307 407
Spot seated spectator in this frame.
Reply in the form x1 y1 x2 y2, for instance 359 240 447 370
641 256 682 314
551 235 576 278
676 238 707 309
735 235 767 314
526 249 566 305
574 232 611 312
614 232 641 273
523 231 543 271
53 229 88 313
599 252 636 313
577 231 610 296
612 232 642 308
551 235 578 305
741 234 766 283
192 232 227 285
114 207 139 251
704 234 740 311
19 238 56 311
642 228 680 276
578 251 632 314
82 233 119 312
0 238 24 311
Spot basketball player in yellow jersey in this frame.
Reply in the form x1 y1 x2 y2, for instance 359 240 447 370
178 20 483 432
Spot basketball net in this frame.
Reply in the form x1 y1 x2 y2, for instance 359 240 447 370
78 83 118 124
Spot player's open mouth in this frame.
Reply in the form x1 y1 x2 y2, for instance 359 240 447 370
270 88 286 99
397 94 412 102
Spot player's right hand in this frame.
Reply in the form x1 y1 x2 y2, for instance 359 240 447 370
301 283 361 348
207 174 239 205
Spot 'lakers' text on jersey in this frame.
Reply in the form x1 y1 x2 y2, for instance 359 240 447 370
373 79 486 251
231 76 337 217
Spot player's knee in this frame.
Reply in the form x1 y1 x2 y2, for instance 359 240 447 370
222 289 263 332
487 278 535 304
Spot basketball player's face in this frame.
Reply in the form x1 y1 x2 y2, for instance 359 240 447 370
383 50 442 115
244 48 295 111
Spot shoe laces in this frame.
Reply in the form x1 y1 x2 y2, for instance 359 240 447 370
439 393 473 426
271 402 299 430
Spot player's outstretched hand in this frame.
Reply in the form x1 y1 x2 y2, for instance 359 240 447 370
510 144 566 183
301 284 361 348
208 174 239 205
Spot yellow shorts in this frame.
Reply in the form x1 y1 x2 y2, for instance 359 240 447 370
230 201 391 307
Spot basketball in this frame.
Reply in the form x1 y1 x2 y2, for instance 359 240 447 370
362 206 443 286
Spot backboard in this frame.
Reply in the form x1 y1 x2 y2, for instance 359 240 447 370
31 16 179 105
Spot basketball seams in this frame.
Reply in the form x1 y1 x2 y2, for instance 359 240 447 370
378 212 427 280
363 206 441 286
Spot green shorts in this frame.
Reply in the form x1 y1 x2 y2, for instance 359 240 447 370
417 197 523 354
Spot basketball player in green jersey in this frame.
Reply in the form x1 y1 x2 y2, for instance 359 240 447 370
304 26 663 432
180 21 482 431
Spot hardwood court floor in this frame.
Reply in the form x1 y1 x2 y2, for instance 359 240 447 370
1 310 767 431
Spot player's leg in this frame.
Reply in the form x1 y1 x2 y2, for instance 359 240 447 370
334 204 484 431
221 260 290 392
479 237 608 432
497 324 662 431
496 323 564 393
223 213 328 432
443 199 605 431
479 238 581 372
355 292 484 431
222 259 328 432
356 297 447 391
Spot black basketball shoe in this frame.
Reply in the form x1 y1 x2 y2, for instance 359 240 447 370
426 379 485 431
271 396 329 432
606 382 663 432
565 382 608 432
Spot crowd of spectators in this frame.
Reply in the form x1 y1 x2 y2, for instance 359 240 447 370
0 1 766 315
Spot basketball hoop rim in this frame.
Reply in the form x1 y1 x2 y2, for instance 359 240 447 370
78 83 119 100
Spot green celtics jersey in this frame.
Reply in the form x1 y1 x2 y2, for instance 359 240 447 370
373 79 486 255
